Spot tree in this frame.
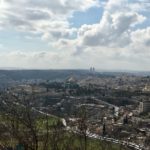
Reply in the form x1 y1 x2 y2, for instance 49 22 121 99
76 105 88 150
0 88 40 150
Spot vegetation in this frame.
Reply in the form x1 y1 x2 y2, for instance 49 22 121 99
0 90 126 150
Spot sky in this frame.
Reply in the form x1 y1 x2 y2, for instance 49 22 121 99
0 0 150 70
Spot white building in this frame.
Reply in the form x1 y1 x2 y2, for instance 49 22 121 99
139 100 150 113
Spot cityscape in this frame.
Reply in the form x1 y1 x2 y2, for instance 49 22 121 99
0 69 150 150
0 0 150 150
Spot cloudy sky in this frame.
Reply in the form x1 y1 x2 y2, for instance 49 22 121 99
0 0 150 70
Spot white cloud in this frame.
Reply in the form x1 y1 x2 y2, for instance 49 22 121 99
57 0 150 70
130 27 150 53
62 0 147 57
75 11 145 49
0 0 99 39
0 51 65 69
0 0 150 70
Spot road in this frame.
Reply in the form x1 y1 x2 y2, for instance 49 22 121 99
1 99 147 150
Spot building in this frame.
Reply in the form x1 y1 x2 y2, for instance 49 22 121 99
90 67 95 74
139 100 150 113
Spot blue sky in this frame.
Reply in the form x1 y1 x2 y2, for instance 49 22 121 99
0 0 150 70
69 6 103 28
0 30 51 52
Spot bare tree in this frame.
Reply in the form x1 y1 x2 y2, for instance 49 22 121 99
76 105 88 150
0 88 41 150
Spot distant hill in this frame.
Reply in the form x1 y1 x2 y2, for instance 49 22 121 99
0 70 91 81
0 69 150 88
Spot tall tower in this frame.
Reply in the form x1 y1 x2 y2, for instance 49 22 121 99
89 67 96 74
